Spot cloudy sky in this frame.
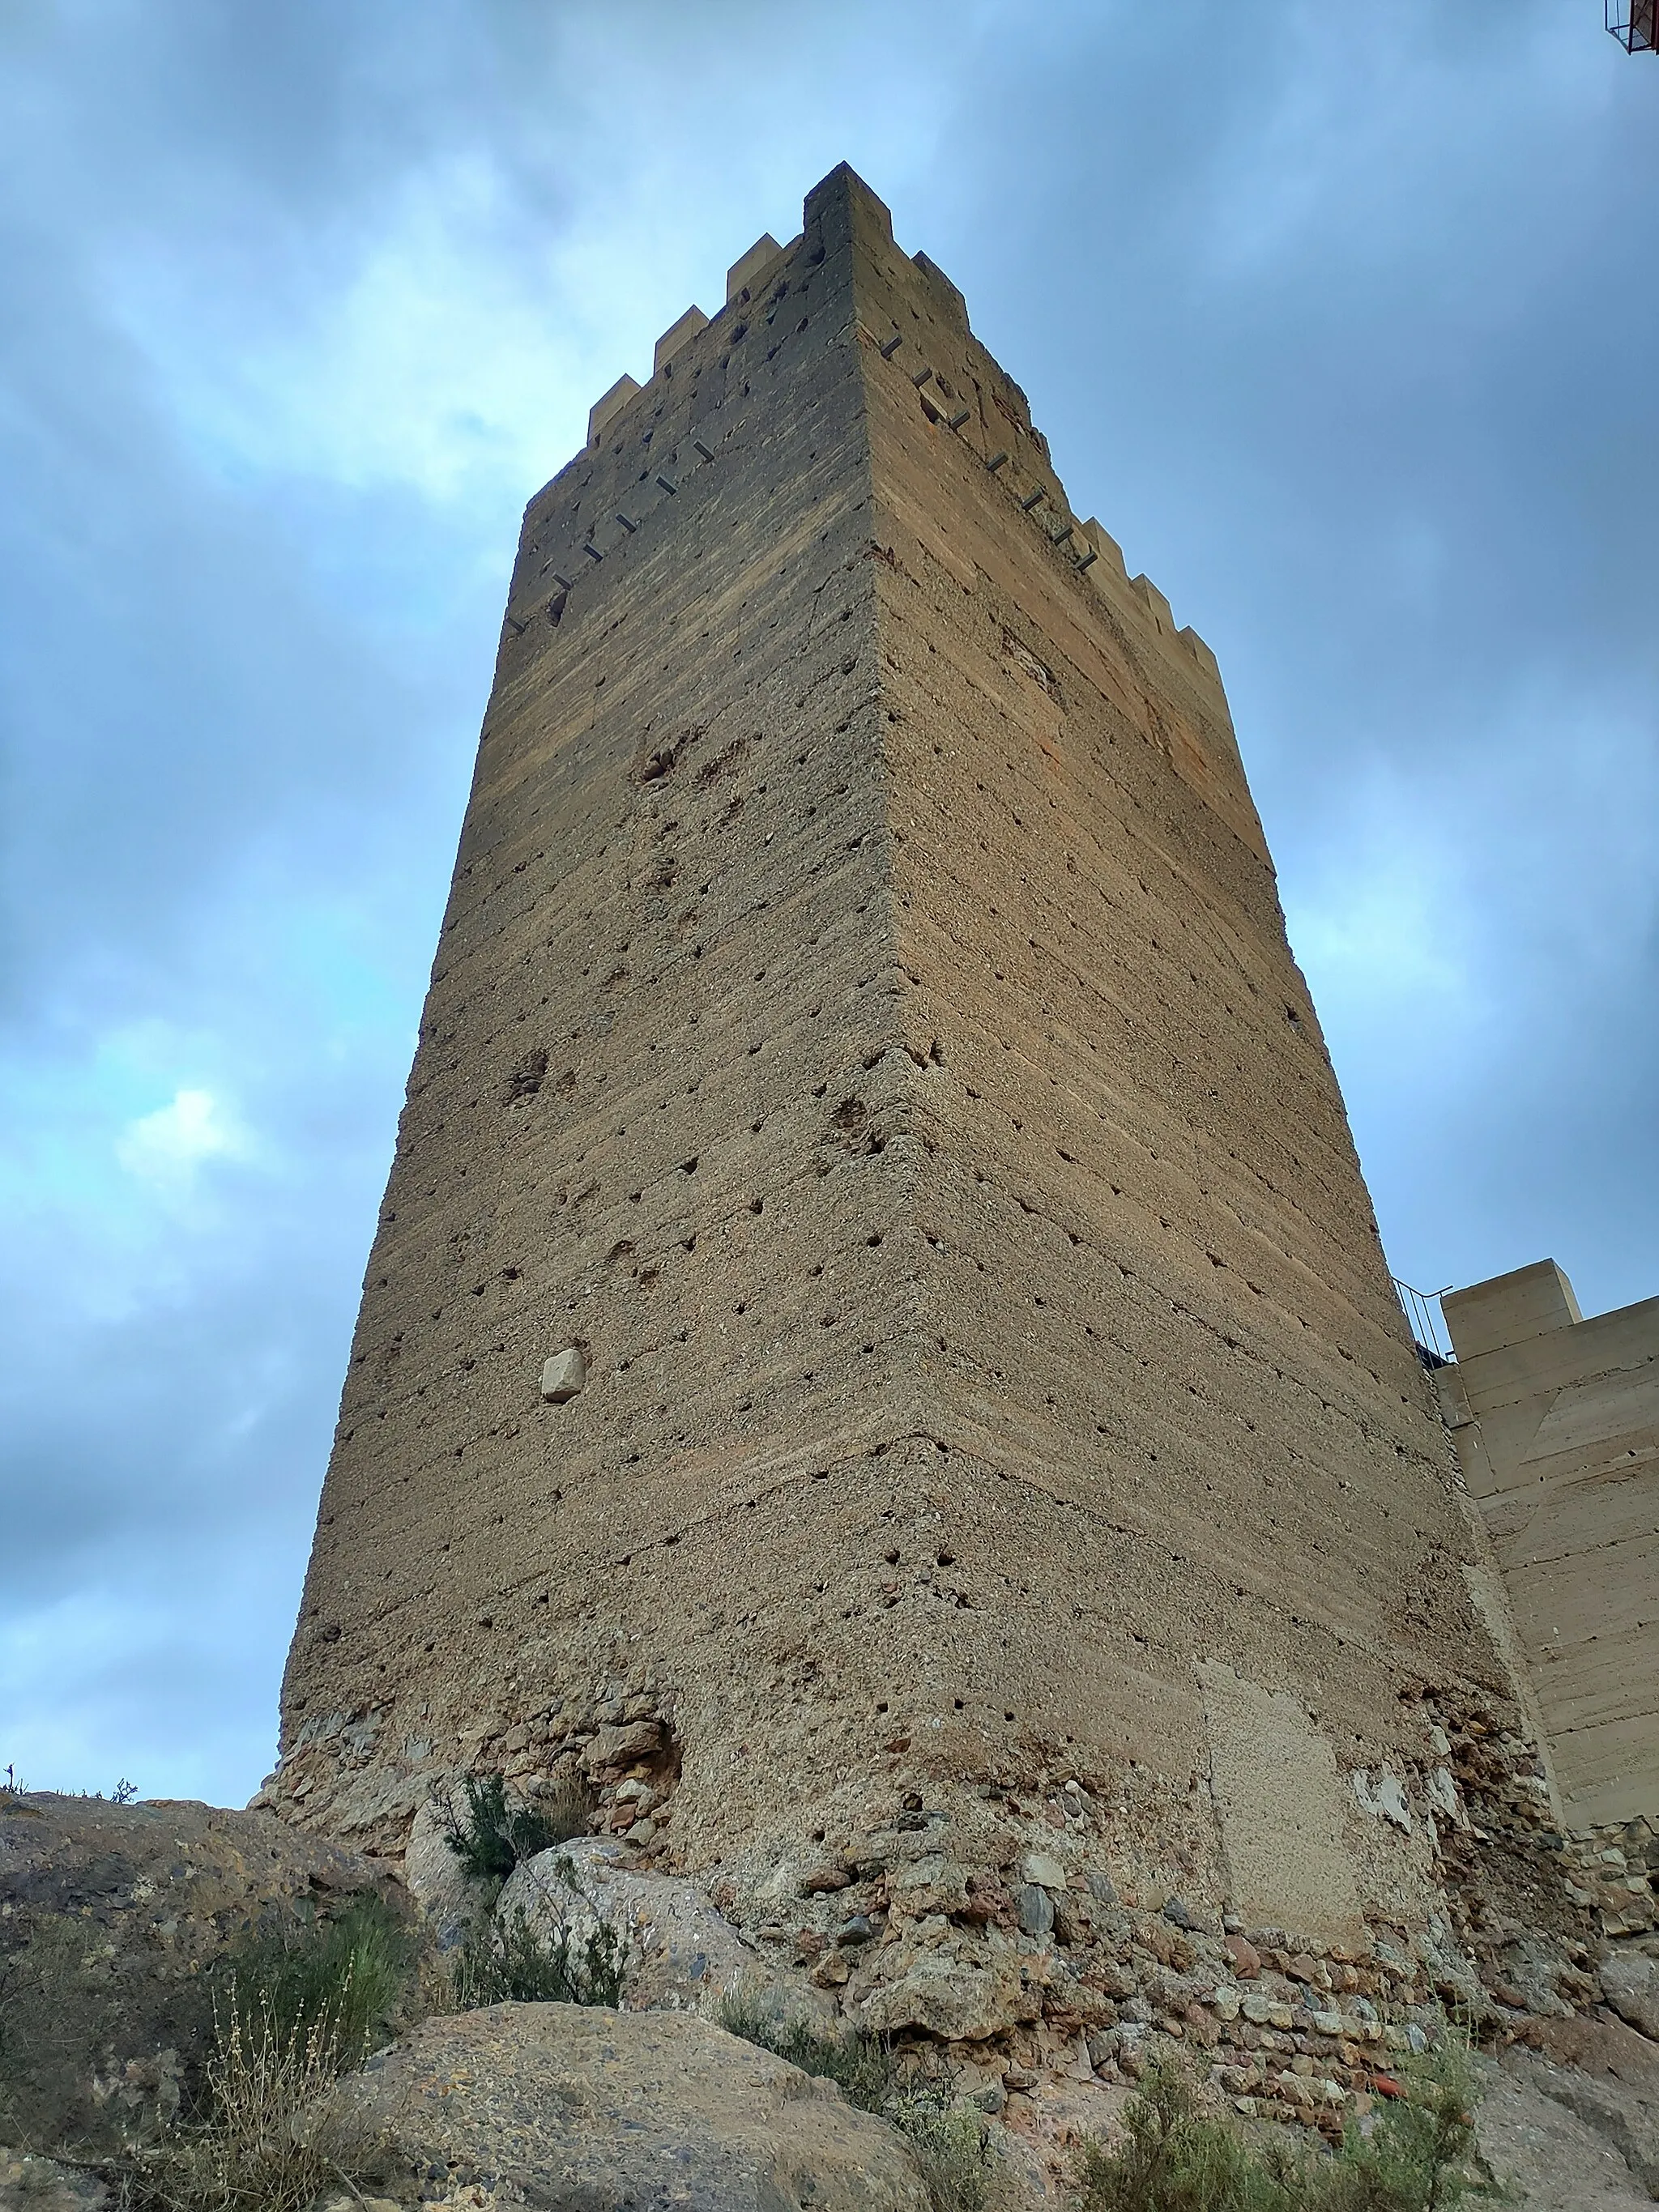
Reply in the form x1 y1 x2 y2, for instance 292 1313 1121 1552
2 2 1653 1808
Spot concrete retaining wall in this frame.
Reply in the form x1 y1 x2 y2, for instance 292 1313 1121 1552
1441 1260 1659 1829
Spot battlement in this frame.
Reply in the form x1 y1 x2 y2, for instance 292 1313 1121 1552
583 225 804 447
564 168 1226 744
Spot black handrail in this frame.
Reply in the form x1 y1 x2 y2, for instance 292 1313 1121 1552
1392 1276 1454 1369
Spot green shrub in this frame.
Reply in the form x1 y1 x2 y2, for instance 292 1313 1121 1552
215 1892 416 2066
719 1993 907 2111
450 1906 627 2010
888 2088 1001 2212
1317 2036 1484 2212
438 1770 591 1887
1077 2043 1486 2212
719 1998 998 2212
1077 2062 1301 2212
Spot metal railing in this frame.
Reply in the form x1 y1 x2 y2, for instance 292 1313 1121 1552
1392 1277 1455 1369
1607 0 1658 54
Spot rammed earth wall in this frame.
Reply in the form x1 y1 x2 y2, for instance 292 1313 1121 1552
273 168 1581 2049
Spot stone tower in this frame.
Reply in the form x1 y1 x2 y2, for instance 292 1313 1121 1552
275 168 1564 2023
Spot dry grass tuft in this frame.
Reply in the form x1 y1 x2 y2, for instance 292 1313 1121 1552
104 1980 389 2212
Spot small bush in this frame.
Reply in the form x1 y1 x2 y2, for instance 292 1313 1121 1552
85 1900 412 2206
719 1993 906 2110
1318 2036 1483 2212
451 1906 627 2010
891 2091 1002 2212
0 1887 417 2154
719 1999 998 2212
438 1770 591 1887
104 1982 388 2212
216 1892 416 2066
1077 2062 1298 2212
1077 2044 1486 2212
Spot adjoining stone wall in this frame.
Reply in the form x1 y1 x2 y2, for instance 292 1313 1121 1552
1439 1259 1659 1831
272 167 1578 2047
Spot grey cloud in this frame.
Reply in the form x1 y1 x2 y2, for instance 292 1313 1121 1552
2 0 1653 1802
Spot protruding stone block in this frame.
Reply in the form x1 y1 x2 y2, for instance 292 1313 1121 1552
914 250 969 330
653 306 710 377
1015 1885 1054 1935
588 374 641 448
1131 573 1175 637
726 233 784 305
1081 519 1126 577
540 1346 586 1403
1443 1259 1583 1361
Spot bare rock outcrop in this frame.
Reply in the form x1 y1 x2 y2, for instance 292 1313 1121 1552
1506 2014 1659 2198
495 1837 834 2031
1476 2052 1657 2210
1604 1954 1659 2044
0 1791 402 2153
335 2002 932 2212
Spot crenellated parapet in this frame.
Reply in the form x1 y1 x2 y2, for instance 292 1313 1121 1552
584 228 799 448
545 190 1250 858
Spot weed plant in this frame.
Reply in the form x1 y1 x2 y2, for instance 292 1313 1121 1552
1077 2045 1486 2212
0 1766 136 1803
145 1985 378 2211
216 1893 415 2065
450 1905 627 2010
438 1770 591 1888
719 1997 999 2212
97 1978 390 2212
0 1899 416 2208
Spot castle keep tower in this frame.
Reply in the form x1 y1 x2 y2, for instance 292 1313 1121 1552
276 168 1563 2018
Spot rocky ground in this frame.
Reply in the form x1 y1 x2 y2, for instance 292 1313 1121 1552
335 2004 936 2211
4 1787 1659 2208
0 1788 407 2152
1476 2031 1659 2210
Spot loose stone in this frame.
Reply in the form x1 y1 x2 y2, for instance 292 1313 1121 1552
1016 1885 1056 1937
